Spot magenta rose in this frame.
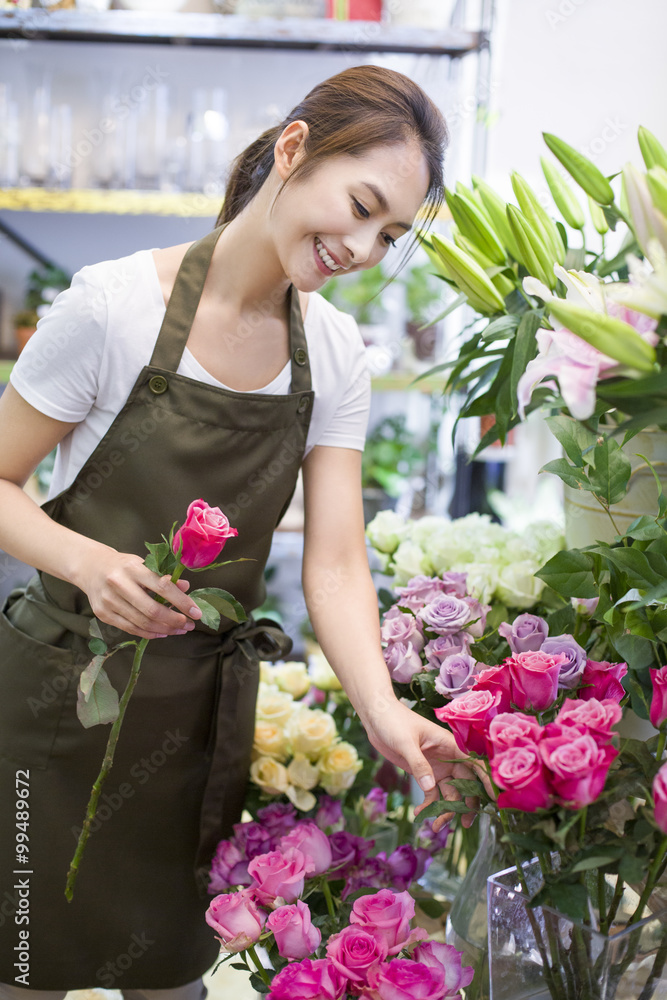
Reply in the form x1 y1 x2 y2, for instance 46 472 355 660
267 899 321 960
326 924 388 983
247 847 314 904
653 762 667 835
499 614 549 654
256 802 299 842
492 744 553 812
366 958 445 1000
267 958 348 1000
350 888 417 954
435 688 503 756
579 659 628 703
418 595 474 636
279 822 332 877
381 608 424 651
383 641 424 683
540 733 618 809
650 666 667 729
412 941 475 995
487 711 543 757
424 633 471 671
172 498 238 569
471 664 513 712
205 888 265 952
508 650 563 712
541 635 586 690
434 652 479 699
555 698 621 742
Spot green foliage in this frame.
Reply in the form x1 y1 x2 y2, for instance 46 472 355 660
361 415 424 496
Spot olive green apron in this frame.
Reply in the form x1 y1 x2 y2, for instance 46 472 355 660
0 225 313 990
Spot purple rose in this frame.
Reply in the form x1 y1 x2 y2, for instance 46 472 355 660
434 652 479 699
376 845 432 891
417 817 451 852
424 633 471 671
342 856 390 900
394 576 448 612
329 831 373 877
439 571 469 597
315 795 345 833
461 596 490 638
362 788 388 823
383 641 424 683
499 613 549 654
256 802 298 843
541 635 587 690
418 596 474 636
209 839 252 892
381 608 424 651
233 820 272 859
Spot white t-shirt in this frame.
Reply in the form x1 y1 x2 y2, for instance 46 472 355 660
10 248 371 499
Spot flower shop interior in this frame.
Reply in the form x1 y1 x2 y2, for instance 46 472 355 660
2 0 667 999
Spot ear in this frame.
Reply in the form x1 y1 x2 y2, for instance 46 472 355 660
274 120 309 180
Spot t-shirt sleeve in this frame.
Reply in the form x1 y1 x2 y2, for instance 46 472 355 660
9 264 107 423
311 309 371 452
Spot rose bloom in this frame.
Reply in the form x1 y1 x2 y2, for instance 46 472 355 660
487 711 543 757
434 652 479 699
424 633 471 671
256 802 298 842
492 744 553 812
435 688 503 756
498 613 549 654
650 665 667 729
653 762 667 835
309 651 343 691
394 574 452 612
250 756 290 795
461 595 490 638
366 509 409 555
541 634 587 690
273 661 312 699
580 659 628 703
412 941 475 995
267 899 321 961
362 787 388 823
205 888 265 952
256 687 296 728
381 608 425 651
328 831 372 876
350 889 422 955
369 847 431 894
366 958 445 1000
279 821 332 876
555 697 622 742
287 707 337 759
315 795 344 832
248 846 314 905
540 733 618 809
418 595 474 636
253 720 289 761
326 924 388 983
208 839 252 892
173 498 238 569
508 650 564 712
384 640 424 683
286 753 320 791
267 958 348 1000
472 664 512 712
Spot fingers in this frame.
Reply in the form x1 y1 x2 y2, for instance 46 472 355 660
142 569 202 621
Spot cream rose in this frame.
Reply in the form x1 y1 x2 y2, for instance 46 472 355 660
318 741 362 795
249 756 290 795
273 661 311 699
309 652 343 692
287 753 320 790
285 786 317 812
256 687 295 728
287 707 337 759
259 661 275 684
253 720 289 761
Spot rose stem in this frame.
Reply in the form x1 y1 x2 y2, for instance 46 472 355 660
246 944 270 986
322 879 336 919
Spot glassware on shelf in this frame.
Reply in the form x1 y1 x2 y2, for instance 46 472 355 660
235 0 326 16
135 84 169 191
186 87 230 194
49 104 73 189
0 84 20 188
22 84 52 186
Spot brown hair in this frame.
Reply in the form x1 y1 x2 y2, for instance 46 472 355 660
216 65 448 242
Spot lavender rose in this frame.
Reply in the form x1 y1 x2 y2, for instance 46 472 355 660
424 633 471 671
541 634 587 689
383 641 423 683
418 596 474 636
498 613 549 654
462 595 490 638
434 652 479 699
381 608 424 651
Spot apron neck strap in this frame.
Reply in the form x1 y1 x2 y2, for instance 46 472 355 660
149 224 312 394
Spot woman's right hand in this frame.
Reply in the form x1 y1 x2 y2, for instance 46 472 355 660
75 546 203 640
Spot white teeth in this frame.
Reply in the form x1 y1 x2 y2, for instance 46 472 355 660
315 237 341 271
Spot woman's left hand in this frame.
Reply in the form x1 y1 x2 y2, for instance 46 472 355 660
361 698 492 830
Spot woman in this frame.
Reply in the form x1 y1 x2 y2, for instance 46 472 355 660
0 66 480 1000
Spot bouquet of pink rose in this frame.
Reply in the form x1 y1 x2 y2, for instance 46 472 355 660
205 798 473 999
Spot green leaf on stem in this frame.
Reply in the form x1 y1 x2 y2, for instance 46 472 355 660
89 619 106 642
587 439 632 506
190 597 221 631
510 312 541 417
570 854 622 874
531 879 589 920
77 659 120 728
541 458 591 491
190 587 248 624
545 414 598 467
535 549 597 598
249 974 270 995
636 453 667 519
619 852 647 884
144 540 175 576
189 556 255 574
417 898 447 919
88 637 107 656
449 778 485 797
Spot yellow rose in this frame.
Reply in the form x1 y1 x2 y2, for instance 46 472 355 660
318 741 362 795
273 661 311 699
249 756 289 795
259 661 275 685
285 786 317 812
287 753 320 790
287 707 337 759
308 651 343 692
253 720 289 761
256 687 295 728
319 769 359 796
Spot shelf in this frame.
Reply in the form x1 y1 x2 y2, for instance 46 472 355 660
0 187 221 217
0 9 486 55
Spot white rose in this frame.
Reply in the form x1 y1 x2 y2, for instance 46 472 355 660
256 687 295 728
317 741 362 793
366 510 409 555
250 756 289 795
408 515 449 549
495 561 545 609
463 563 497 604
287 753 320 790
287 707 337 759
253 720 289 761
273 661 311 699
285 786 317 812
319 768 360 796
308 652 343 692
522 521 564 564
392 541 433 586
259 661 275 684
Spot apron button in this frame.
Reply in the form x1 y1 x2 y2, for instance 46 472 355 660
297 395 311 414
293 348 308 366
149 375 169 394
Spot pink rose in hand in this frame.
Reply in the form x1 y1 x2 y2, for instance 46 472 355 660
435 688 503 756
412 941 475 995
471 664 513 713
366 958 445 1000
384 641 424 683
498 614 549 654
350 889 416 955
248 847 314 905
650 666 667 729
555 698 621 742
326 924 388 983
267 959 348 1000
492 744 553 812
508 650 563 712
267 899 321 960
279 822 332 876
381 609 424 651
205 888 265 952
173 498 238 569
487 711 543 757
653 762 667 835
579 659 628 703
540 732 618 809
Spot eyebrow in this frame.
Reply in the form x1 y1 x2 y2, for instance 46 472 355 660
362 182 412 232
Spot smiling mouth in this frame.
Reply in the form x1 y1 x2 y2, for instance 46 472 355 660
315 237 344 272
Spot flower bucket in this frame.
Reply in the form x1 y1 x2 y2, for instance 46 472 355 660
488 859 667 1000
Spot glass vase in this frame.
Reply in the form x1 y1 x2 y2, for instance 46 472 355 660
488 860 667 1000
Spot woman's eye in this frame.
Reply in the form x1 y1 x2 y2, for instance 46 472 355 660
382 234 397 248
352 197 370 219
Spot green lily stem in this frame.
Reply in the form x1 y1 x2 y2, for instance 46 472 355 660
657 729 666 765
322 878 336 919
246 944 270 987
629 835 667 925
65 636 149 901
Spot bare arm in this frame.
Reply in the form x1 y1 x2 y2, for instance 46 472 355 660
0 384 201 638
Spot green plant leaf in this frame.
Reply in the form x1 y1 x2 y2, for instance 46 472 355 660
587 439 632 505
88 636 107 656
89 619 105 641
510 312 541 417
144 540 174 576
76 661 120 728
591 546 663 590
190 596 220 631
190 587 248 624
417 898 447 919
531 879 589 920
570 854 621 874
448 778 485 797
536 549 597 598
545 414 598 467
619 852 647 884
636 453 667 518
541 458 591 491
625 516 666 541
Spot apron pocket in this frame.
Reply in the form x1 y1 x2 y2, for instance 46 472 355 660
0 603 76 769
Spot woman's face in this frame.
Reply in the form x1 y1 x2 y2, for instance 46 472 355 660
270 136 431 293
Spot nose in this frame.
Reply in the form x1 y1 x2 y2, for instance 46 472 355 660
344 229 377 267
